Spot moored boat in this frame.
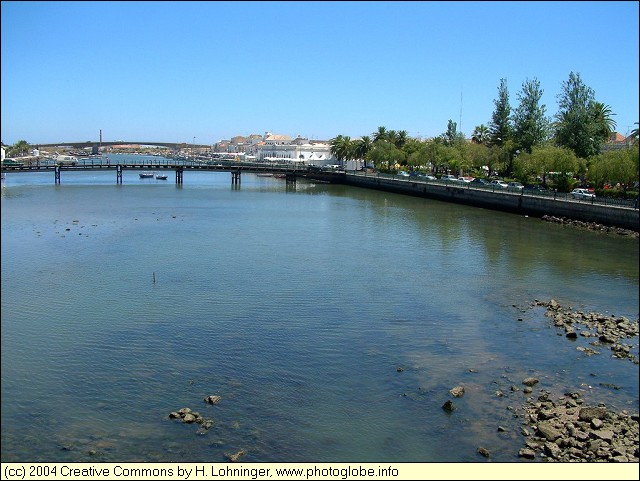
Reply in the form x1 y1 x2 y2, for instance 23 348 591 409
155 173 168 180
139 172 154 178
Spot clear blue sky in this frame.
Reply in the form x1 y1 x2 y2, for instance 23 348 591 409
1 1 638 145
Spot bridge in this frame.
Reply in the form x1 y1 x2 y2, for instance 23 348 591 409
34 140 211 152
0 158 342 185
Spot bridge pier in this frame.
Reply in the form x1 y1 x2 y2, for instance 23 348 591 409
175 167 183 184
54 166 61 184
285 173 296 184
116 165 123 184
232 171 241 185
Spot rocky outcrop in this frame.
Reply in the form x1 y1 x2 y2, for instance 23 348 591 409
517 390 639 462
532 299 639 364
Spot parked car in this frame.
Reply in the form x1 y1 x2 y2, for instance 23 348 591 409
470 178 491 187
1 158 25 167
441 174 458 182
571 188 596 200
416 173 437 181
523 184 549 193
507 181 524 191
397 171 410 177
457 176 474 183
490 179 509 189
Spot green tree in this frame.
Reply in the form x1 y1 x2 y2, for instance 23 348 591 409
368 141 405 171
489 78 512 148
588 146 639 191
441 120 464 146
554 71 599 159
512 78 549 153
425 138 452 175
8 140 30 157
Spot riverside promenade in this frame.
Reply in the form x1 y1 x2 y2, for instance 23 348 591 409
339 171 640 232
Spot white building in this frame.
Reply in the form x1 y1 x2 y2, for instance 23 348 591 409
254 133 335 165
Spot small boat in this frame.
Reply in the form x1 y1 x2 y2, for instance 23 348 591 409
139 172 154 178
256 173 274 177
155 173 168 180
273 173 287 179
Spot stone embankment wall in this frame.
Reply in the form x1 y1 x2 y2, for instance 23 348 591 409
339 174 639 232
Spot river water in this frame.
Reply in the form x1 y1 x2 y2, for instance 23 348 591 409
1 154 638 463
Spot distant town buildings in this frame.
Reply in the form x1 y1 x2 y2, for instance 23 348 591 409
213 131 336 166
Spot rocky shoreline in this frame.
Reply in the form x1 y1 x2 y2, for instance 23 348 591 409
439 299 639 462
512 300 639 461
541 215 639 238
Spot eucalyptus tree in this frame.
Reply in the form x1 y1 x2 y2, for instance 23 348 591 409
554 71 602 159
488 78 512 148
471 124 490 145
512 78 550 154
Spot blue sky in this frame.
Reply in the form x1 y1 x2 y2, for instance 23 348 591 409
1 1 638 145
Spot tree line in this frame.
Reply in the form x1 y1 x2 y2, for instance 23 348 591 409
330 72 639 195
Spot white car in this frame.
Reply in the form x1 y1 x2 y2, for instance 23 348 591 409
571 188 596 200
441 174 458 182
490 180 509 189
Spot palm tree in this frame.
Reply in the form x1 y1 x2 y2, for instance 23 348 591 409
329 135 352 166
395 130 408 149
630 122 639 145
471 124 490 145
355 136 372 164
373 126 388 143
591 101 617 140
386 130 398 146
